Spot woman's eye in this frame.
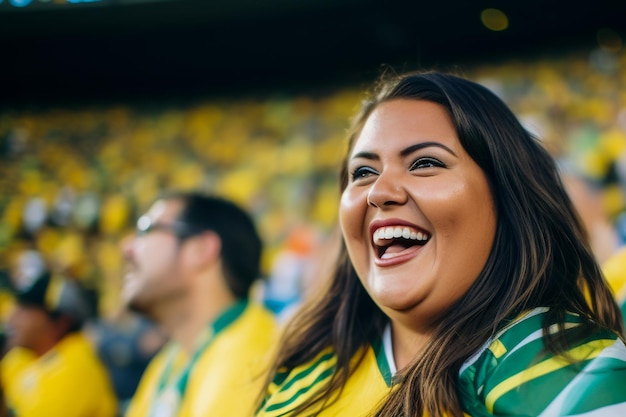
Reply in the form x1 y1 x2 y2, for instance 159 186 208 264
351 166 377 180
409 157 445 170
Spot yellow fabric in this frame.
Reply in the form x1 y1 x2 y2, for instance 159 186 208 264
126 303 277 417
603 246 626 302
488 339 507 359
257 345 393 417
0 332 117 417
308 347 392 417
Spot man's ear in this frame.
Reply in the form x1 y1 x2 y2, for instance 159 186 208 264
184 231 222 269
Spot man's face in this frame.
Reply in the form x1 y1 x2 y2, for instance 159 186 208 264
121 199 191 315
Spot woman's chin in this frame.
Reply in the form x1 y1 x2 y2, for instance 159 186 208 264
373 291 424 314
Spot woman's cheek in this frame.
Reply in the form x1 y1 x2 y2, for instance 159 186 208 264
339 187 367 240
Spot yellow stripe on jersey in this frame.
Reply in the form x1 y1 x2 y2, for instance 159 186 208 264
262 349 336 415
485 338 614 412
488 339 507 359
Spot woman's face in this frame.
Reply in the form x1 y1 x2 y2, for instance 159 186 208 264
339 99 496 331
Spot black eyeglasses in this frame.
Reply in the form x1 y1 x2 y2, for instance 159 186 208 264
136 215 204 240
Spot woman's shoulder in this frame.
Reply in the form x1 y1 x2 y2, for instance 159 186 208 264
260 347 338 411
458 307 626 416
257 342 393 417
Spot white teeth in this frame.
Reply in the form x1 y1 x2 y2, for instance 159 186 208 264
373 226 429 245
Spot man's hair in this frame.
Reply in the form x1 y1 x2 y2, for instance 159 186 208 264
162 191 263 299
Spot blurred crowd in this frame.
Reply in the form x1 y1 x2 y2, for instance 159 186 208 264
1 45 626 411
0 88 356 317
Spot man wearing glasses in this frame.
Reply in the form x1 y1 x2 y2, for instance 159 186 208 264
121 192 277 417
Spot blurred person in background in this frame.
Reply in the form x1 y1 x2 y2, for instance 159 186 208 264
0 249 47 359
91 308 166 416
603 248 626 322
121 191 277 417
600 152 626 324
262 225 320 322
0 271 117 417
263 225 342 324
255 72 626 416
562 172 621 264
562 171 626 324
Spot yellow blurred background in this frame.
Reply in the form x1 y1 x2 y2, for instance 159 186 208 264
1 45 626 317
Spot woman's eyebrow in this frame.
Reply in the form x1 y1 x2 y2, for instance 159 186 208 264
351 142 457 161
400 141 457 157
351 151 379 161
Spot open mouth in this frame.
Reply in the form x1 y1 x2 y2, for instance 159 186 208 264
372 226 430 259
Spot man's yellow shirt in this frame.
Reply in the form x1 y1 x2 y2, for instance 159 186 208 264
126 302 277 417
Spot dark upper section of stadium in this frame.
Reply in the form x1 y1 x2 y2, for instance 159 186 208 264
0 0 625 105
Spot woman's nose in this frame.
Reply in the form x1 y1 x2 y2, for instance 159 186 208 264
366 170 408 208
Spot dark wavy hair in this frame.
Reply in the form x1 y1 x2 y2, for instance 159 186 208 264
260 71 624 416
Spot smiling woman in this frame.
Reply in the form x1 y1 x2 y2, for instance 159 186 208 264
340 99 497 346
254 71 626 417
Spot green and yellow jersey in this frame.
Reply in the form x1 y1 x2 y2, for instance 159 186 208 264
125 301 277 417
0 332 117 417
458 307 626 416
257 308 626 417
257 337 393 417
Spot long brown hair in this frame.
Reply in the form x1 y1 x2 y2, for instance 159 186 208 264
259 71 624 417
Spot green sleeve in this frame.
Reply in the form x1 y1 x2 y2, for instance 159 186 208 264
458 308 626 416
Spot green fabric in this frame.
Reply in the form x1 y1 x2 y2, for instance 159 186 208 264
371 334 393 387
458 308 626 416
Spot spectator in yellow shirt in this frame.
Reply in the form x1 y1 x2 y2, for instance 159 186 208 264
0 272 117 417
122 191 277 417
